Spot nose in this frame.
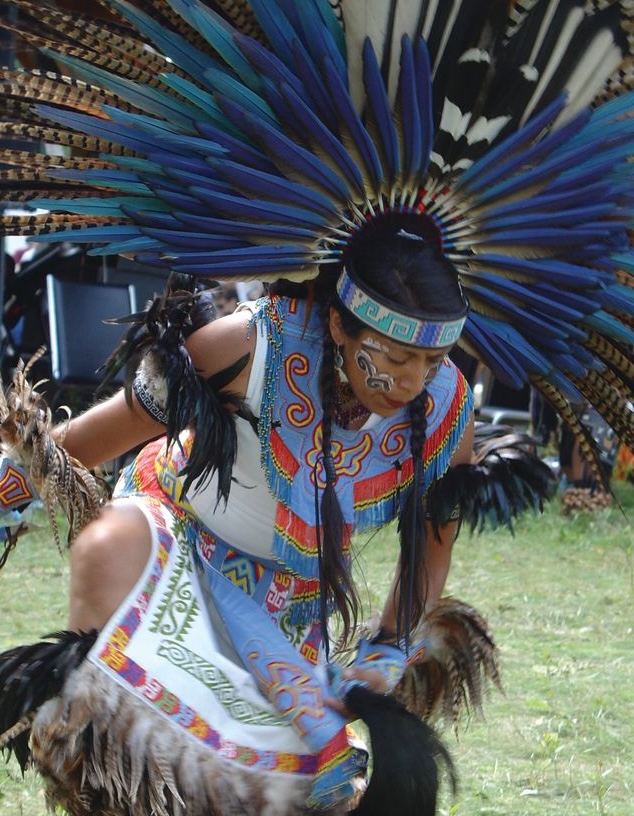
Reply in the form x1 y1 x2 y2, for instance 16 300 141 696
396 365 429 398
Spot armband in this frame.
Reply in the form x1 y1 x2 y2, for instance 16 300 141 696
133 354 168 425
329 638 407 699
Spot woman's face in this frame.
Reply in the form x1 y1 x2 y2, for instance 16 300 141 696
329 307 453 416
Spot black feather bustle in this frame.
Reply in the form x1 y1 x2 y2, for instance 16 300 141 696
426 426 558 537
346 685 455 816
97 276 249 505
0 630 97 772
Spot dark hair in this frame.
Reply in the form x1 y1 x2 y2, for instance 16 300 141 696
317 228 465 647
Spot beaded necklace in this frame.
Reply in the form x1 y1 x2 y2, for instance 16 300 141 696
332 366 371 429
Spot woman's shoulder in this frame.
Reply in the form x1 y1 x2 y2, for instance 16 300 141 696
185 309 256 390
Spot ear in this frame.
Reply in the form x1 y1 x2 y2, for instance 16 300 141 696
329 307 346 346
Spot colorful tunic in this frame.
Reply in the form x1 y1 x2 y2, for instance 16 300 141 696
86 295 473 807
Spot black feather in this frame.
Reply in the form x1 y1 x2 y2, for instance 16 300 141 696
0 630 97 772
426 426 558 537
345 685 455 816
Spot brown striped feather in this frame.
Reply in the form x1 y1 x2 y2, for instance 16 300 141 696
531 376 613 486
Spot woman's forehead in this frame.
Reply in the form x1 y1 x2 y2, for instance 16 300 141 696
360 329 453 358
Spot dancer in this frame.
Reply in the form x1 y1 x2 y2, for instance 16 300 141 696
0 2 632 815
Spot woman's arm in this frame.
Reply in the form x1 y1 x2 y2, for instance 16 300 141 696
57 309 256 469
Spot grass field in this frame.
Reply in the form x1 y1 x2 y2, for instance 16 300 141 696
1 480 632 815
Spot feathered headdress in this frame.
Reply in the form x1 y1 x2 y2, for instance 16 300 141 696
1 0 633 477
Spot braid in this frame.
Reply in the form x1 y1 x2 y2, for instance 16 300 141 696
396 390 429 642
319 309 360 648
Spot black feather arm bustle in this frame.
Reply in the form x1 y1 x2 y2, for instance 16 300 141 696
0 630 97 772
426 427 558 537
98 280 250 504
345 685 455 816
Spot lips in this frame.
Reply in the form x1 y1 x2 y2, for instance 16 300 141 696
383 395 407 410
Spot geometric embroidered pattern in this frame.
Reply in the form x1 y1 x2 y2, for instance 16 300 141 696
221 553 261 594
0 459 35 510
158 639 285 726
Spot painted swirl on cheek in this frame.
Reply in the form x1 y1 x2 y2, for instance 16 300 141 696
355 348 394 392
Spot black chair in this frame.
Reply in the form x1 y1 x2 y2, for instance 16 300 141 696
46 275 137 396
45 275 138 482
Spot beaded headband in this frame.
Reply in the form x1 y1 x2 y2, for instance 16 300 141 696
336 265 469 349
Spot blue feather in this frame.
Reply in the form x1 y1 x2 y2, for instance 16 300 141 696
214 94 352 202
270 80 365 198
235 33 338 132
472 273 588 320
550 354 589 379
202 65 278 127
100 107 203 143
39 50 204 130
413 38 433 179
362 37 400 183
241 0 302 72
273 0 345 64
144 152 222 180
545 147 634 196
164 245 319 262
295 2 347 88
466 227 616 247
164 0 260 87
106 156 169 175
454 94 568 191
396 35 422 190
174 213 317 241
476 203 618 231
288 37 340 132
464 315 543 389
47 169 151 196
195 121 278 174
210 160 339 219
139 229 249 250
322 55 383 194
88 237 163 255
102 0 219 80
31 225 141 244
28 197 169 216
473 134 606 207
467 284 570 340
187 189 331 229
594 284 634 314
147 189 207 214
610 252 634 272
583 312 634 345
530 284 606 319
471 254 614 287
482 182 615 220
156 74 235 133
149 166 233 195
33 105 169 155
234 33 307 104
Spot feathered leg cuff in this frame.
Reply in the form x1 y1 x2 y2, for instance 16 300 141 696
0 357 107 564
391 598 503 728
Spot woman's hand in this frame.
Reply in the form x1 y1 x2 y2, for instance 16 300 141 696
325 666 389 719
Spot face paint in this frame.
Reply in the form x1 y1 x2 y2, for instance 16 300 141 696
361 337 391 354
355 348 395 392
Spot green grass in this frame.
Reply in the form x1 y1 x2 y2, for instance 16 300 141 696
1 482 633 815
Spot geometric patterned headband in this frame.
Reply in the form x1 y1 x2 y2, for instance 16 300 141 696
336 265 469 349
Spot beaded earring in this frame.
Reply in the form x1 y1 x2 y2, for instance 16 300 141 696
334 345 344 370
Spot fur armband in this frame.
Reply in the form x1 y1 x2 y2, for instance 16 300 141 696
132 354 168 425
